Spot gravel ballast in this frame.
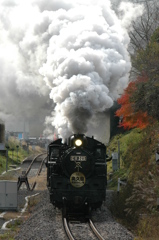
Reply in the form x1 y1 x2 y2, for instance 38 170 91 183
0 162 135 239
13 190 134 240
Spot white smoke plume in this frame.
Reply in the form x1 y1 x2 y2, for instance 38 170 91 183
118 1 144 29
0 0 143 141
39 0 134 139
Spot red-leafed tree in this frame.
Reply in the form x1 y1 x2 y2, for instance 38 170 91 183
116 75 151 130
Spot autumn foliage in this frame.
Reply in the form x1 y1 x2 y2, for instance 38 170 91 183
116 75 151 130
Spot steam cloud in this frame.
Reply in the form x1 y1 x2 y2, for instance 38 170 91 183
0 0 143 141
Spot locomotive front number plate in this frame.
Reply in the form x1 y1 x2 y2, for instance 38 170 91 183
70 172 86 188
70 156 87 161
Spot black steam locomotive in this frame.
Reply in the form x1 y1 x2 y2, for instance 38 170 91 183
45 133 108 217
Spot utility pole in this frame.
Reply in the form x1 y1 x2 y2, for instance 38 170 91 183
11 148 14 164
118 140 120 169
6 146 10 172
16 145 19 161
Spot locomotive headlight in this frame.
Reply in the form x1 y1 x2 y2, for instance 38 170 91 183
75 139 82 147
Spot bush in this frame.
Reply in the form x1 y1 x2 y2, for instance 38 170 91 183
109 184 139 226
136 214 159 239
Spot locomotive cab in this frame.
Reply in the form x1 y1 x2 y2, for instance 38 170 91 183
46 139 67 187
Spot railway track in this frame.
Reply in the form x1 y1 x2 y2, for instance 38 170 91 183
14 190 134 240
25 153 46 176
18 152 47 191
63 217 105 240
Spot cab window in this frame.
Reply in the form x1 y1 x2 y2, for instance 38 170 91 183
50 148 59 159
96 148 102 157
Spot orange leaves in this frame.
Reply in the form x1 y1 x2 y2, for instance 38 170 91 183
116 75 151 130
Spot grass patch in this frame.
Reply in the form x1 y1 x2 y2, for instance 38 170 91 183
0 137 44 175
0 195 41 239
27 194 41 213
7 218 23 231
134 214 159 240
0 219 23 240
0 232 16 240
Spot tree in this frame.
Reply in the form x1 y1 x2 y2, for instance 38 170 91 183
129 0 159 52
111 0 159 53
116 75 151 129
131 27 159 120
115 1 159 126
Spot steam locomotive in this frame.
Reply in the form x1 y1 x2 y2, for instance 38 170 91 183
45 133 108 217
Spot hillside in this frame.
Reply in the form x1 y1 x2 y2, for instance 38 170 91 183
107 122 159 239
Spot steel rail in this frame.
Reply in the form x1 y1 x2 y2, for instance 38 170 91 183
25 152 46 176
89 219 105 240
18 152 47 191
30 155 47 190
37 156 47 175
63 218 75 240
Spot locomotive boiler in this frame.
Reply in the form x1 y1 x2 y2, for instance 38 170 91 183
45 133 108 217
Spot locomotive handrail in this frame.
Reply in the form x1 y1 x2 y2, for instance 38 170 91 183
95 162 106 165
48 161 57 164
